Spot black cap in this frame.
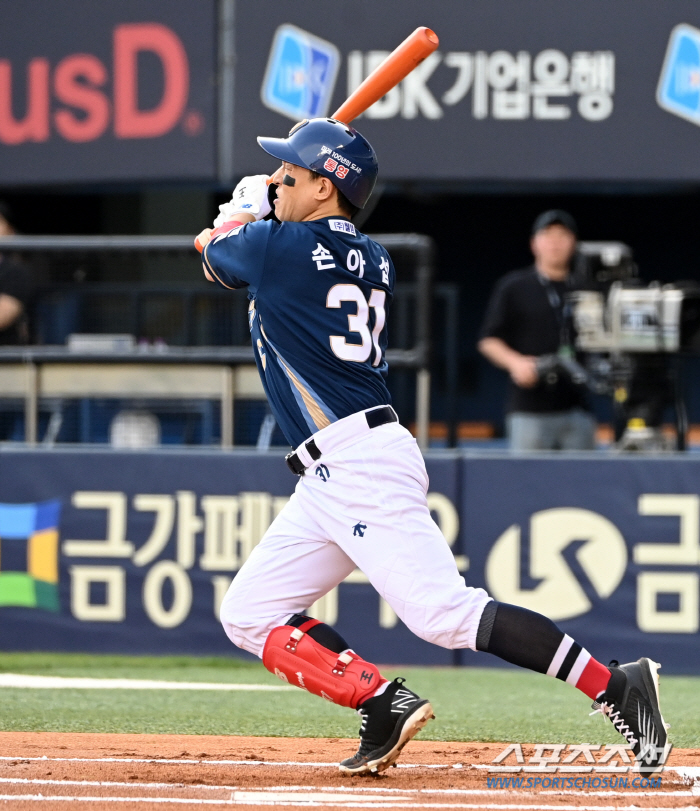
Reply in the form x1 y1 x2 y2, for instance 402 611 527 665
532 209 577 237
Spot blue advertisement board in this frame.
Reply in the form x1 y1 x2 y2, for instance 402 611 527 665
236 0 700 183
0 449 697 673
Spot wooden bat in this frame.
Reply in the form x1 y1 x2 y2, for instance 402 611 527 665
196 26 439 253
333 26 439 124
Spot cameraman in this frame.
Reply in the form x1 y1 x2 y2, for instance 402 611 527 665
478 210 595 451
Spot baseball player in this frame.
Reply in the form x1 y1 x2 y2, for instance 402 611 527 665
196 118 669 776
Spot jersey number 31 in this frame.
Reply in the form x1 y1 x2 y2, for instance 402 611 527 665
326 283 386 367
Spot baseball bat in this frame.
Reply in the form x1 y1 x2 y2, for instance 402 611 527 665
333 26 439 124
196 26 439 253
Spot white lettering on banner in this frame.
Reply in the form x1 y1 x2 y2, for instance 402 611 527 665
347 48 615 121
132 494 175 566
69 565 126 622
634 494 700 634
63 492 134 558
637 572 699 633
64 489 287 629
199 493 273 571
199 496 239 571
63 487 700 636
176 490 203 568
442 52 473 106
143 560 192 629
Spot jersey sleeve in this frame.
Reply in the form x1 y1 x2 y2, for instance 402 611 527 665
202 220 274 294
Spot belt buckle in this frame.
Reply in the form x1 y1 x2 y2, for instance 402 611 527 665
285 451 306 476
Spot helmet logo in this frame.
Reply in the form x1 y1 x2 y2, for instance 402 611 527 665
320 145 362 175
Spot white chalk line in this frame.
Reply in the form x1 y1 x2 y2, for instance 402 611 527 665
1 754 696 782
0 795 696 810
0 673 291 691
0 778 695 798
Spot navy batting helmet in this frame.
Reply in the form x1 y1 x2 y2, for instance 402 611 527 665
257 118 378 209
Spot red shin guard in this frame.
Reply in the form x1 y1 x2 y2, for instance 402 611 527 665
262 623 386 709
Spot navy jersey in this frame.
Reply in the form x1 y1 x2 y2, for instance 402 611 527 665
203 216 395 447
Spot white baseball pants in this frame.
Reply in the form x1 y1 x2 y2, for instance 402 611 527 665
220 406 492 658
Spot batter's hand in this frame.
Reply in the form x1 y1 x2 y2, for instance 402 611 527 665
509 355 539 388
195 227 213 253
214 175 272 226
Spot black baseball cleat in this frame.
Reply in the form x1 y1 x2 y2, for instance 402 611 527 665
339 678 435 775
590 658 671 775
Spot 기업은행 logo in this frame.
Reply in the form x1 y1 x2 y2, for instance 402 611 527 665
0 500 61 612
261 24 340 121
657 23 700 126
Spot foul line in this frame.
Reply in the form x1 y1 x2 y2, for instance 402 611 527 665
0 778 695 798
0 674 291 691
0 755 698 782
0 794 696 810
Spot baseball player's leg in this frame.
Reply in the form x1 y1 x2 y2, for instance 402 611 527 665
297 422 669 770
474 600 670 771
297 423 491 650
220 487 434 774
220 491 357 658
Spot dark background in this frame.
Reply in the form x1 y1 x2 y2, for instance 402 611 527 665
3 1 700 434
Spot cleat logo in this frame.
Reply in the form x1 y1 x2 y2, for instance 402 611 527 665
636 705 659 764
391 688 418 713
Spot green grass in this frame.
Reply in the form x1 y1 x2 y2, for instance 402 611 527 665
0 652 698 748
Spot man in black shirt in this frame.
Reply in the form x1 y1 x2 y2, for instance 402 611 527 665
478 210 595 450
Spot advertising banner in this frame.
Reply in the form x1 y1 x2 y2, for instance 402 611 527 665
0 0 217 185
0 449 460 665
235 0 700 183
0 449 698 673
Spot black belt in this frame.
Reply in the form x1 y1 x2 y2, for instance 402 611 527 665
285 406 398 476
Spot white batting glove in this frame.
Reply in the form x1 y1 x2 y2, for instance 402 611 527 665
214 175 272 226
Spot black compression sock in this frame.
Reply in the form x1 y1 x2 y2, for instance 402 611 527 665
286 613 350 654
476 601 567 675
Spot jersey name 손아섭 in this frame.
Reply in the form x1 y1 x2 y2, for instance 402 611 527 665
203 216 395 447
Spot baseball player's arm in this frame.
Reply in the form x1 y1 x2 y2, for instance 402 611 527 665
478 337 539 388
197 175 272 280
198 214 255 281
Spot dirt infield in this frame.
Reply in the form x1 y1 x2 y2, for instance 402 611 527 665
0 732 698 810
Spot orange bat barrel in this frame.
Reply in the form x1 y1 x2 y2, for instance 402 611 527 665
332 27 439 125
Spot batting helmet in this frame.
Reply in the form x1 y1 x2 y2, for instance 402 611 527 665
257 118 378 209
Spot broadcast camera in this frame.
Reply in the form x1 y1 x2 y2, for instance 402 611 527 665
541 242 700 450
